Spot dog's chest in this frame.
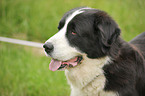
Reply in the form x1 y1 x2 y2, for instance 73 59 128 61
65 56 117 96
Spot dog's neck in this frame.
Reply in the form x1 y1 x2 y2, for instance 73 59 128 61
65 55 112 95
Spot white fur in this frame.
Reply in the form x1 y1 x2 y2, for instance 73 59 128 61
45 8 86 61
65 55 117 96
45 8 118 96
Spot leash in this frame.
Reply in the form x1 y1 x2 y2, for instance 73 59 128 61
0 37 43 48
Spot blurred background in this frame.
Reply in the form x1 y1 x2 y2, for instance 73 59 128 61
0 0 145 96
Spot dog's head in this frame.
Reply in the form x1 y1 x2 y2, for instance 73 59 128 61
43 7 120 71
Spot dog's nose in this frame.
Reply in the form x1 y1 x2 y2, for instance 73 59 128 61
43 42 54 53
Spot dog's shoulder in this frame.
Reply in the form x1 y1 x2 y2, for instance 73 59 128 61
104 42 145 96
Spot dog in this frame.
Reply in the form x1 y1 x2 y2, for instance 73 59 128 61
43 7 145 96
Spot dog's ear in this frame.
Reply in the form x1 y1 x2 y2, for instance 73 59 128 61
94 11 120 51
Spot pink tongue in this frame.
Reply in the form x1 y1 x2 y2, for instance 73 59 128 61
49 59 62 71
49 57 78 71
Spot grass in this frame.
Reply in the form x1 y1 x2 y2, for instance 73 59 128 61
0 0 145 96
0 42 70 96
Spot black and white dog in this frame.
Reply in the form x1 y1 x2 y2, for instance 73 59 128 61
43 7 145 96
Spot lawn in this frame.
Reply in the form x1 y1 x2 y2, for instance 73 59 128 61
0 42 70 96
0 0 145 96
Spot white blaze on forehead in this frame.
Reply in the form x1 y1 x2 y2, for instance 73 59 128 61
64 7 91 28
45 8 91 61
64 10 84 28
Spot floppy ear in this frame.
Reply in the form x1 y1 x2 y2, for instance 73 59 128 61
94 11 120 51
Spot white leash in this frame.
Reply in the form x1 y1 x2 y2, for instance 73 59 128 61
0 37 43 48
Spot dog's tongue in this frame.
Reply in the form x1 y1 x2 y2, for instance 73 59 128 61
49 59 62 71
49 57 78 71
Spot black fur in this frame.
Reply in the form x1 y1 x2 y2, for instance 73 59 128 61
58 7 145 96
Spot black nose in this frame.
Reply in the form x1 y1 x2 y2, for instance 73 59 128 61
43 42 54 53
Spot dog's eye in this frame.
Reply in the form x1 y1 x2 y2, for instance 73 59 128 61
71 32 77 35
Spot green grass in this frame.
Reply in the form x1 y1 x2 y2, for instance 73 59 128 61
0 42 70 96
0 0 145 96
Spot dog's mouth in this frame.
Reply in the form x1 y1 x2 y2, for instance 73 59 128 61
49 56 83 71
